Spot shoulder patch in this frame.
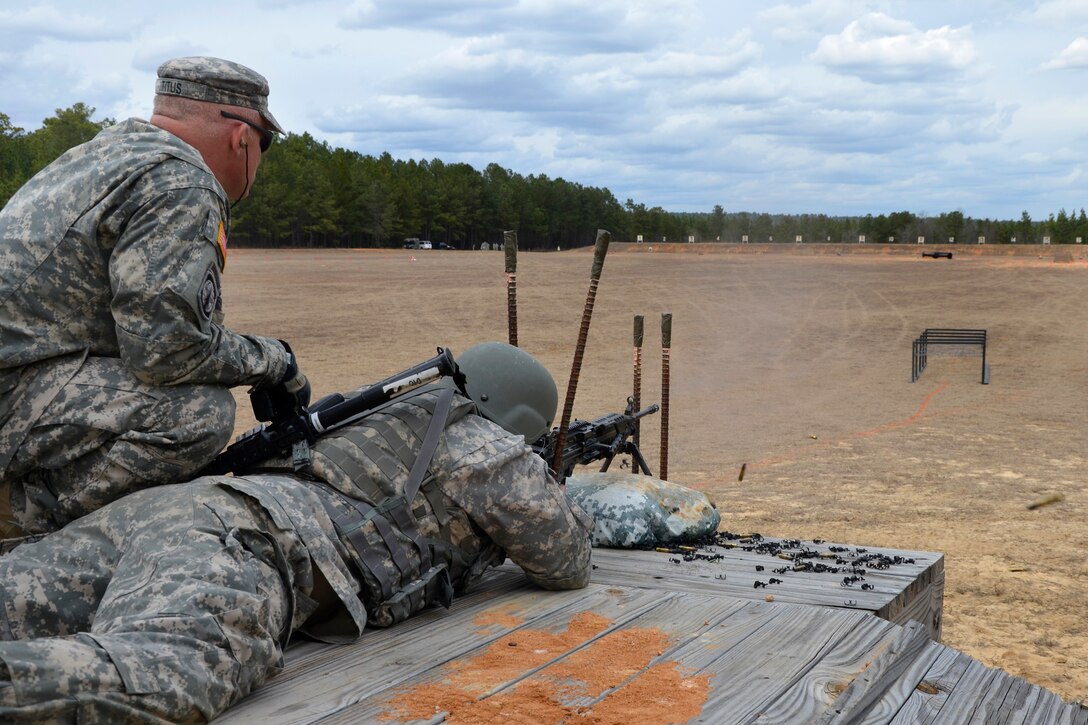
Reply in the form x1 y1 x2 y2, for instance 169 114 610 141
198 266 221 320
216 219 228 269
201 210 227 271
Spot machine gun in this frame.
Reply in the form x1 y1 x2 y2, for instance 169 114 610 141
533 400 659 482
202 347 463 476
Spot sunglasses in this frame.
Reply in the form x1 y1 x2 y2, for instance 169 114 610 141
220 110 273 153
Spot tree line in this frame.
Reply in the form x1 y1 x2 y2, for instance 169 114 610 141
3 103 1086 248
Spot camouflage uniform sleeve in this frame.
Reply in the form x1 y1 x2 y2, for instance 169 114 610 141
438 417 594 590
109 185 289 387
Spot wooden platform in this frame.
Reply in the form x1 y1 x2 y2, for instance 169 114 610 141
219 541 1084 724
586 535 945 639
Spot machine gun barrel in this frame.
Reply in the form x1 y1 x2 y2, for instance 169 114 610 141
536 403 659 481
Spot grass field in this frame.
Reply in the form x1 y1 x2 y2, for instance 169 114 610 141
223 242 1087 702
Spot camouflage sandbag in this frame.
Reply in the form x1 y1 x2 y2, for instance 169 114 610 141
565 472 720 548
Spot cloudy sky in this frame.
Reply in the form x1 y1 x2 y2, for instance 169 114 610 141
2 1 1086 219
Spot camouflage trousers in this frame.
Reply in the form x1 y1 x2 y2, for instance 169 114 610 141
0 478 319 723
1 356 236 537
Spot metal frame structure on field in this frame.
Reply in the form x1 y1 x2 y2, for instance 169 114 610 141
911 328 989 384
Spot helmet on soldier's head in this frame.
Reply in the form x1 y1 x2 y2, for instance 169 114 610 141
452 342 558 442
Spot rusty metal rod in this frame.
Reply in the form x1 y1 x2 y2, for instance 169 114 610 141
632 315 644 454
552 229 611 479
504 230 518 347
660 312 672 480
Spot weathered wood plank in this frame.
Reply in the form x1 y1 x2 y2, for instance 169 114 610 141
752 613 908 723
887 648 974 723
929 657 1002 722
966 668 1021 724
676 603 876 721
990 675 1044 725
849 639 946 725
815 620 933 724
878 560 945 637
585 538 944 638
1024 683 1081 725
1054 699 1088 725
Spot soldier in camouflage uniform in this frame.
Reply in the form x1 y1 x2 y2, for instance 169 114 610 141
0 343 594 722
0 57 309 538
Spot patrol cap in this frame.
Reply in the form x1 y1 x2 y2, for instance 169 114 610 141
156 56 284 134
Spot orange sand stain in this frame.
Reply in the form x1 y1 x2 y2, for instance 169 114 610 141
472 608 526 632
548 626 671 697
579 662 712 725
378 611 711 724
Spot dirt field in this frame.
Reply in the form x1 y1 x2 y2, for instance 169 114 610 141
223 242 1087 703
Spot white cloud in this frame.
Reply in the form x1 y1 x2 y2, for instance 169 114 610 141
1042 37 1088 70
758 0 876 43
1029 0 1088 24
672 67 785 107
0 5 130 42
0 0 1085 218
812 12 976 83
633 37 761 81
340 0 691 54
340 0 516 33
511 128 561 159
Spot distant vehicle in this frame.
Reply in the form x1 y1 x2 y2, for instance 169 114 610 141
436 242 453 250
922 251 953 259
403 238 433 250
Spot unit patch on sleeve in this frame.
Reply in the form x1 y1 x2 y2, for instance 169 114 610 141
198 266 222 320
201 211 228 271
217 219 228 268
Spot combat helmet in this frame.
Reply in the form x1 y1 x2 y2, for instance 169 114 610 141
451 342 558 442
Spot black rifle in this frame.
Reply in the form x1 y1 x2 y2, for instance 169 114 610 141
533 400 659 482
203 347 463 476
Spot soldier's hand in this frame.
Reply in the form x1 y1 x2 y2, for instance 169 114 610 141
250 341 311 422
278 348 311 409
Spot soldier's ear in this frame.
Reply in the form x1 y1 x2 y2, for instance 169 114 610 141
225 122 248 154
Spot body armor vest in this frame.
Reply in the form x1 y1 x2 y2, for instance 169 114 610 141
306 387 504 627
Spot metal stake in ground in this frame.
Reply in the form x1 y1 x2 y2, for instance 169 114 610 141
504 230 518 347
632 315 644 454
551 229 611 480
660 312 672 481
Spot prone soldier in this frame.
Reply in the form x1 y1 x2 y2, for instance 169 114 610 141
0 343 593 722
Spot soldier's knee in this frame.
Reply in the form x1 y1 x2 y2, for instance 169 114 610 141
184 385 236 457
149 384 236 469
202 385 237 441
